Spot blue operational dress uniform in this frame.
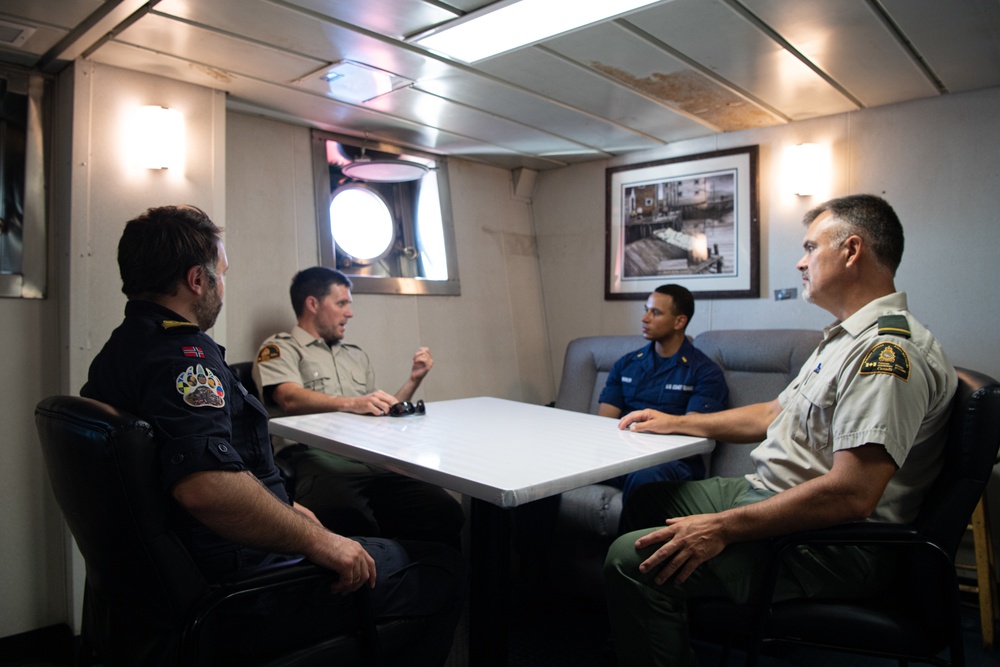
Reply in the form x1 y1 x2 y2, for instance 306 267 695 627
81 300 463 665
599 338 729 505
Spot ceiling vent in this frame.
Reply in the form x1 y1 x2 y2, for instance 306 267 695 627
0 20 35 48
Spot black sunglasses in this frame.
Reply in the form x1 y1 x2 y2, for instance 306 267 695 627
388 400 426 417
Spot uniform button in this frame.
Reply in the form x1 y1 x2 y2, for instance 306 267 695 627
218 444 229 453
170 454 184 464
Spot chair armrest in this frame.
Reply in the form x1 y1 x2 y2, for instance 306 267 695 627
186 559 381 666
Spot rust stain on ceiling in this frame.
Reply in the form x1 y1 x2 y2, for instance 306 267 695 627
591 64 782 132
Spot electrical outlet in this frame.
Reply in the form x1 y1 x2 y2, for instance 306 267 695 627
774 288 797 301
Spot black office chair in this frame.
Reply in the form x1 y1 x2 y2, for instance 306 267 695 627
689 367 1000 667
35 395 381 667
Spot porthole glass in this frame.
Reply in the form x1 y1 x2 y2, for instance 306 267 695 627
329 186 395 262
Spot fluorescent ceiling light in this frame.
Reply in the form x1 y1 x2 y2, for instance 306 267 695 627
410 0 664 63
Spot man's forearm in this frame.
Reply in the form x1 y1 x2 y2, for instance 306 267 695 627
173 469 327 554
394 377 420 403
273 383 356 415
718 445 898 543
625 400 780 442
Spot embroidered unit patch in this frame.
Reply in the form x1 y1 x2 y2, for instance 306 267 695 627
859 342 910 381
257 344 281 363
176 364 226 408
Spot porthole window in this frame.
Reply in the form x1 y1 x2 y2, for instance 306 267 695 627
313 130 460 296
329 186 395 263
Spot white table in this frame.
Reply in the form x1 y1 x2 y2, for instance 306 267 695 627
269 396 712 665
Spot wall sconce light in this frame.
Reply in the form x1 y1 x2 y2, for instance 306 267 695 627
130 105 184 170
785 143 827 197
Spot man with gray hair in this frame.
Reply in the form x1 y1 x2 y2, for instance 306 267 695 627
604 194 957 666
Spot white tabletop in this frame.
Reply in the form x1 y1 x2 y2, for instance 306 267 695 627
269 396 712 508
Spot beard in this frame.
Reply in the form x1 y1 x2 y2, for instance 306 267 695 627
192 275 223 330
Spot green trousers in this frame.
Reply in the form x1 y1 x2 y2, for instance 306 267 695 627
604 478 891 667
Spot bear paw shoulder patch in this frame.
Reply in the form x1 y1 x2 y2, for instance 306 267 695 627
859 342 910 382
176 364 226 408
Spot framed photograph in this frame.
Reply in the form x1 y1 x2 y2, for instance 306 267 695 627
605 145 759 300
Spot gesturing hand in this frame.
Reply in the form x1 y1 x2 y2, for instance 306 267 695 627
410 346 434 381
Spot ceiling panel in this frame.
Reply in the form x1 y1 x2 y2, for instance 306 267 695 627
280 0 458 39
117 12 326 84
881 0 1000 93
546 21 786 133
412 72 663 154
477 47 712 142
742 0 938 106
624 0 859 118
363 87 596 162
0 0 997 170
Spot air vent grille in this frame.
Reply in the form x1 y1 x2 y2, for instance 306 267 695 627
0 20 35 48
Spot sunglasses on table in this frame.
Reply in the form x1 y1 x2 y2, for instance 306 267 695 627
388 400 426 417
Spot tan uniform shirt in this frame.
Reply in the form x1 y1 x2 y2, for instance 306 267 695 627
746 292 957 524
254 325 375 405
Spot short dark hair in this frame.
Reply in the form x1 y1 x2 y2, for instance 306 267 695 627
804 194 904 275
290 267 353 317
118 205 222 300
653 284 695 324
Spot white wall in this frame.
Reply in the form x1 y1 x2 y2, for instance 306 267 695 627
534 86 1000 385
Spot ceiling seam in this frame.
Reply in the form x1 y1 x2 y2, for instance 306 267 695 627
864 0 949 94
719 0 867 109
37 0 163 72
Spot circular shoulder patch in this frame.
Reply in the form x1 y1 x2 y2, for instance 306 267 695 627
257 343 281 363
176 364 226 408
859 342 910 382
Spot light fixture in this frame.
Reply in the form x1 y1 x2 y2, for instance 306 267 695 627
785 143 827 197
295 60 413 104
129 105 184 170
341 134 429 183
409 0 663 63
342 154 429 183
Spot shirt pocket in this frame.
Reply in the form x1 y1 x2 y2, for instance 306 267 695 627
796 376 837 450
300 359 330 393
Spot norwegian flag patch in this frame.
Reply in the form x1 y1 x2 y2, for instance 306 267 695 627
182 346 206 358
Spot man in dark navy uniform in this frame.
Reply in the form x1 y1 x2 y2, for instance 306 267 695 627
81 205 463 665
598 284 728 507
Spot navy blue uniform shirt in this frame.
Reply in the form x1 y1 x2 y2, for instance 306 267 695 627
599 338 728 415
81 300 288 579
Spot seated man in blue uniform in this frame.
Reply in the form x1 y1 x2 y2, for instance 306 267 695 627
598 284 728 507
604 194 957 667
81 205 463 666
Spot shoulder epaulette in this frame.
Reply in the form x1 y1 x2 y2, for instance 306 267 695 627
161 319 199 330
877 314 911 339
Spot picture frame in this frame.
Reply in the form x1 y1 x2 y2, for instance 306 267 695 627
605 145 759 300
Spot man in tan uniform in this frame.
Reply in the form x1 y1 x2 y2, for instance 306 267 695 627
254 267 463 548
604 194 957 666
